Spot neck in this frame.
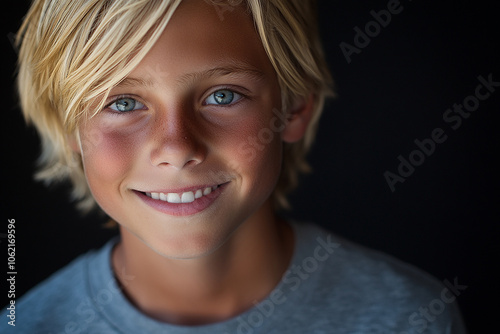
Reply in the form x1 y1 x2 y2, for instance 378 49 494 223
111 203 294 325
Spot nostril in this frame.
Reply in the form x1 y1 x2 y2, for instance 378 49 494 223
183 159 199 168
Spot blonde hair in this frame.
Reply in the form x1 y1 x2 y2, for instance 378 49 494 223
16 0 333 213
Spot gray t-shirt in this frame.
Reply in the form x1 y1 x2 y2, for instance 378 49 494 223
1 222 467 333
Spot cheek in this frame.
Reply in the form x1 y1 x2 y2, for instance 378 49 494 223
218 110 283 197
78 118 147 198
249 132 283 194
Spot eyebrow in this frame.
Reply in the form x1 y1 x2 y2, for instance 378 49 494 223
178 64 267 85
115 62 267 88
115 77 156 88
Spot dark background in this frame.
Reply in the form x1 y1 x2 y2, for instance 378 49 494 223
2 0 498 332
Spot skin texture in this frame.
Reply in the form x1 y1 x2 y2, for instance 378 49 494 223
77 0 314 325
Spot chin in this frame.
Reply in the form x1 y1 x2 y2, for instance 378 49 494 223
143 228 236 260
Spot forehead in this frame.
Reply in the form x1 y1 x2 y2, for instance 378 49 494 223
128 0 276 84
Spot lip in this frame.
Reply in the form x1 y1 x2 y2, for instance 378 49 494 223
134 182 229 217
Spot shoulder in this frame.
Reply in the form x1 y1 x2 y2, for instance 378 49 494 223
0 239 116 334
286 221 467 333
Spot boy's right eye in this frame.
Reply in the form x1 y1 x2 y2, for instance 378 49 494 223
108 97 146 113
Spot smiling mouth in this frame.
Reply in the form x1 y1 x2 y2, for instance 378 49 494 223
143 185 221 204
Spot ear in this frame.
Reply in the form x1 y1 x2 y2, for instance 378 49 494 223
282 94 315 143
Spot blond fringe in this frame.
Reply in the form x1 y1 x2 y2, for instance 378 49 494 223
16 0 334 214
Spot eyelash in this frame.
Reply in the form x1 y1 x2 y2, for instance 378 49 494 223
104 95 146 114
203 87 246 107
103 87 247 114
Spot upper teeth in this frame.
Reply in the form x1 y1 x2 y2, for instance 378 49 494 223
146 185 219 204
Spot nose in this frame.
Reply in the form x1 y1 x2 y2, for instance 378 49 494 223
149 108 206 170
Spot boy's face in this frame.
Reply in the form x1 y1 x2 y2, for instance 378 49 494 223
78 0 286 258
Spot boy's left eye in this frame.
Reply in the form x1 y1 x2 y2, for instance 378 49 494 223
108 98 145 112
204 89 242 106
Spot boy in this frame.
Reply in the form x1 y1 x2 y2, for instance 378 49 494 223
3 0 467 333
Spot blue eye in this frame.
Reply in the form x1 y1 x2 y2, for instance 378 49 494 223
109 98 145 112
205 89 241 105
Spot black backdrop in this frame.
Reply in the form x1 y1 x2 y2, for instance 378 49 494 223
1 0 499 332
